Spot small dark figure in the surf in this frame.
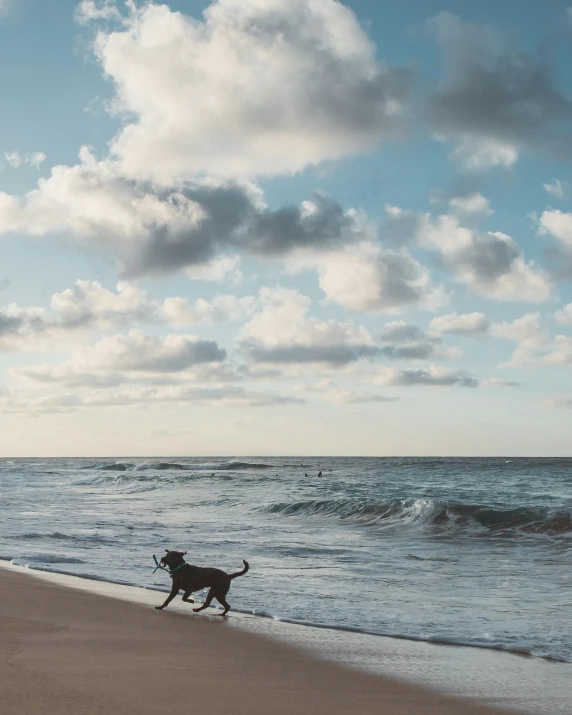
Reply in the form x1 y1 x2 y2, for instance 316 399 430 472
304 472 308 477
318 471 322 478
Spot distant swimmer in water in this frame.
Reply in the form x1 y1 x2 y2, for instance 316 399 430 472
318 471 322 478
304 473 308 477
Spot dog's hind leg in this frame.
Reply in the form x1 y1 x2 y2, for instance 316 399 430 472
215 593 231 616
193 588 215 613
181 591 195 604
211 584 231 616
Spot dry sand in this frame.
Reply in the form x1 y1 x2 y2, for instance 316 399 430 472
0 567 521 715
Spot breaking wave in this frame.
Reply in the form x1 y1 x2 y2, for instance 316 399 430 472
91 460 272 472
262 498 572 537
9 532 116 545
221 461 273 470
75 460 276 493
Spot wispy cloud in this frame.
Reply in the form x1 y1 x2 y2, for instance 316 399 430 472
4 150 46 170
544 179 571 200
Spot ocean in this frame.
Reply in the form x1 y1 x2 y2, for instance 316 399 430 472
1 457 571 677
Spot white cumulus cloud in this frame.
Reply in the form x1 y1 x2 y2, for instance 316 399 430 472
87 0 412 182
430 312 491 336
185 256 242 284
538 209 572 248
417 211 551 302
163 294 256 327
15 331 227 384
491 312 548 348
368 365 479 388
290 241 447 313
238 287 379 365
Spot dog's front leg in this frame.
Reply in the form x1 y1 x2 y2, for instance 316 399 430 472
181 590 195 604
155 583 179 610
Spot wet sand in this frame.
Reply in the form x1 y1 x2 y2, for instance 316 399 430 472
0 566 521 715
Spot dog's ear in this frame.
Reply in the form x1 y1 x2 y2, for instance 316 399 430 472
177 551 187 556
165 549 170 553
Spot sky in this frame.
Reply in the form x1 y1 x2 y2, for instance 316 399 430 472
1 0 572 457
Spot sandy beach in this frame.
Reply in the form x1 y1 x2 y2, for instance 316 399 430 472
0 567 522 715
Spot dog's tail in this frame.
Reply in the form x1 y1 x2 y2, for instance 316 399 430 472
230 560 249 579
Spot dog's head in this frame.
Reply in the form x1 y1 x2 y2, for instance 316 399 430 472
160 550 187 569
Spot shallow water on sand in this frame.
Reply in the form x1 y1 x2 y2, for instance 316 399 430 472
1 456 571 666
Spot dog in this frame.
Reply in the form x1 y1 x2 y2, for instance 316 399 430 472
155 550 249 616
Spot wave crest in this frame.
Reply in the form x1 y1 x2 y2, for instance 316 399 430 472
90 460 272 472
262 498 572 536
9 532 114 544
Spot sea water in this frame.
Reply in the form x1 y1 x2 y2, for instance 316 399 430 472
1 457 570 665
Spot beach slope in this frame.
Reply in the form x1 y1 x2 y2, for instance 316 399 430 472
0 568 518 715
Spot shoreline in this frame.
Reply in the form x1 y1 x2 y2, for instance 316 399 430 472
1 561 569 714
3 559 567 665
0 563 521 715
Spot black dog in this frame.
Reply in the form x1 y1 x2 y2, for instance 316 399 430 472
155 550 249 616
